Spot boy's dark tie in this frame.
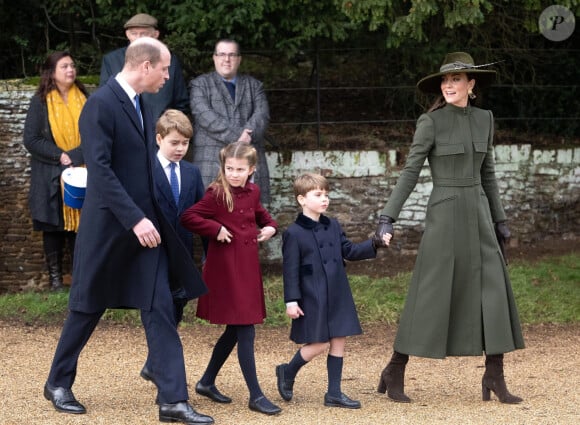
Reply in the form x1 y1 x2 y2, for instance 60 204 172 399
170 162 179 204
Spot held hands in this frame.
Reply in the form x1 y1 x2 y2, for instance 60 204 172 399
373 215 395 249
133 218 161 248
257 226 276 242
494 221 511 264
286 304 304 320
217 226 233 243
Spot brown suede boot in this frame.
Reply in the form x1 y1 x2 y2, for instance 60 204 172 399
482 354 523 404
377 351 411 402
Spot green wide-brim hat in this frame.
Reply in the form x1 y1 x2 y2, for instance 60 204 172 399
417 52 497 94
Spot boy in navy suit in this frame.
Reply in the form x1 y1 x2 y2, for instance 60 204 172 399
140 109 206 383
154 109 205 277
154 109 205 323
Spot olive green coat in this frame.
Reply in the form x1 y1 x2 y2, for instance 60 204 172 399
382 103 525 359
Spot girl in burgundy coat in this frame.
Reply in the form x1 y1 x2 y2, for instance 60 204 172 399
180 142 281 416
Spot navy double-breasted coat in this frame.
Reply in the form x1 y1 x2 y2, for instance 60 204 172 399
282 213 377 344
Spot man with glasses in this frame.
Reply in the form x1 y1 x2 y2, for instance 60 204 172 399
190 39 271 204
100 13 189 121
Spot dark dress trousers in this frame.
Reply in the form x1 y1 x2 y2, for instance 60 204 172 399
46 77 206 405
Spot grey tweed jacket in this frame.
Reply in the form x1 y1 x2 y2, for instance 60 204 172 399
189 71 270 203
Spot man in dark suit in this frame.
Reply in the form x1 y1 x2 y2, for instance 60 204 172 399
100 13 189 121
189 39 271 204
43 37 213 425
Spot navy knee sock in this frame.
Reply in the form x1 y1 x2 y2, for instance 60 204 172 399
286 349 307 381
327 354 343 397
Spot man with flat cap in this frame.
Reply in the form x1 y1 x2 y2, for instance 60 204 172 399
100 13 190 120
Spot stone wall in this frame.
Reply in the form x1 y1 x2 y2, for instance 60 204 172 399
1 83 578 292
264 147 579 261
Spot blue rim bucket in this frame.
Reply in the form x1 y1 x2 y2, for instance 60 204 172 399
62 167 87 209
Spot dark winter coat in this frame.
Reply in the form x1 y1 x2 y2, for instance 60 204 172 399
180 182 277 324
382 103 525 358
68 78 206 313
23 94 84 227
282 213 377 344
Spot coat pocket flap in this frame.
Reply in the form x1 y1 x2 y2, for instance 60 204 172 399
433 143 465 156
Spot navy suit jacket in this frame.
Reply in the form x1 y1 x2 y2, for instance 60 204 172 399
69 77 206 313
153 158 205 257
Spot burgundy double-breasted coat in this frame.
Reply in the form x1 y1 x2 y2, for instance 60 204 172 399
180 182 277 324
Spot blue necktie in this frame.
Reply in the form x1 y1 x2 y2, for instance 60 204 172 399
224 81 235 101
134 94 143 128
169 162 179 205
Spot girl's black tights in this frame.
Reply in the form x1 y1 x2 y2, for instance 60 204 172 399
199 324 263 399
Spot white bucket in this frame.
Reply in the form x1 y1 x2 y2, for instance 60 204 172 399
62 167 87 209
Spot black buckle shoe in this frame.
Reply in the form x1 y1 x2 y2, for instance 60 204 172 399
159 401 214 424
276 364 294 401
195 381 232 403
44 383 86 414
324 392 361 409
248 396 282 415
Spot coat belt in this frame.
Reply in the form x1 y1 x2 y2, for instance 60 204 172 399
432 177 481 187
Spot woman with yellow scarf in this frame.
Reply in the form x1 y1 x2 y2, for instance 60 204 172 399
23 51 88 291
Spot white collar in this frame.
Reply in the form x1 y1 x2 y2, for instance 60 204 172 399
115 74 137 102
156 151 179 169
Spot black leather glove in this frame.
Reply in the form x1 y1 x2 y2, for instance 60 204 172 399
494 221 510 264
372 215 394 249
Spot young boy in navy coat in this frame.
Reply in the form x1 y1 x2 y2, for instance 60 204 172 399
141 109 205 384
276 173 391 409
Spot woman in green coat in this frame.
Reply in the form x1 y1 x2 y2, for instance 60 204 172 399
374 52 525 404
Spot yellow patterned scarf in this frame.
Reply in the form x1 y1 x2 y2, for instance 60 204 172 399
47 85 87 232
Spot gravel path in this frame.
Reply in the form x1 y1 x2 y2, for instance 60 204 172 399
1 322 578 425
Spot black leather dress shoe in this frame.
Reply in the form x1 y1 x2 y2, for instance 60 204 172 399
140 365 157 385
248 395 282 415
276 364 294 401
159 401 214 424
195 381 232 403
44 383 86 414
324 392 361 409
